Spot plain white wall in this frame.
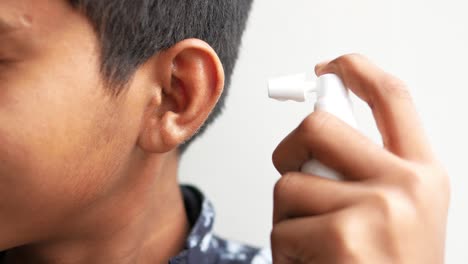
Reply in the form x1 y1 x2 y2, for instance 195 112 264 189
180 0 468 262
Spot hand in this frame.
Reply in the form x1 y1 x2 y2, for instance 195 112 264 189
270 54 450 264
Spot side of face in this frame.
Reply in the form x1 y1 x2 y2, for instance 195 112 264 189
0 0 225 250
0 0 157 248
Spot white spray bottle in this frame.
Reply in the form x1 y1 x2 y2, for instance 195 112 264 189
268 73 357 180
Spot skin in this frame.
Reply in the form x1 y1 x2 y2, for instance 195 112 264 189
271 54 450 264
0 0 225 263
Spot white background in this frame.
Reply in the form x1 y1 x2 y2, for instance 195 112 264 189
180 0 468 262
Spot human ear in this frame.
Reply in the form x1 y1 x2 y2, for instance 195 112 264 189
137 39 225 153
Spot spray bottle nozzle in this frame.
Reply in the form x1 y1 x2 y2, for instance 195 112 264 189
267 72 358 180
268 73 316 102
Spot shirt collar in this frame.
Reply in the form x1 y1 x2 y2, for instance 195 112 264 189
172 185 271 264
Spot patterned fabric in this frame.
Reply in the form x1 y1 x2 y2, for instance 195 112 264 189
169 188 272 264
0 186 272 264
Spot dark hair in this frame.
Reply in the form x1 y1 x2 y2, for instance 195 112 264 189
70 0 253 153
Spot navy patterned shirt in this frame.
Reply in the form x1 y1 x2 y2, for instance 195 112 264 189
172 185 271 264
0 185 272 264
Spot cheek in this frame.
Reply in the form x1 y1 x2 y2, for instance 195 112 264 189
0 1 145 245
0 60 138 240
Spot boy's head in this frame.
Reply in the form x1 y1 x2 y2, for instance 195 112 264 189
0 0 252 249
70 0 253 152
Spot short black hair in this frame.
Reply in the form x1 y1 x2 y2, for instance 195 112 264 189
70 0 253 153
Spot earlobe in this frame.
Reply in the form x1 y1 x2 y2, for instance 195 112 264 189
137 39 225 153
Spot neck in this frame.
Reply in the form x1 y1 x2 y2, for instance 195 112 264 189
4 150 189 264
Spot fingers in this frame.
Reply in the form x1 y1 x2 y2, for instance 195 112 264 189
315 54 434 162
273 110 401 180
273 172 359 224
271 209 366 264
271 217 322 264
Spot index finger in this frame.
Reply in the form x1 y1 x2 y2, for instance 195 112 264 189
315 54 434 162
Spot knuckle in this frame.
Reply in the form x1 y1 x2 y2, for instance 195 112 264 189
331 53 365 69
271 135 293 173
270 227 282 249
365 186 417 228
435 166 451 201
271 147 282 172
270 225 303 263
396 163 427 200
366 189 396 219
273 174 296 205
334 252 360 264
327 214 361 260
270 230 291 264
298 111 333 140
379 75 412 100
394 163 452 222
328 216 352 241
409 163 451 206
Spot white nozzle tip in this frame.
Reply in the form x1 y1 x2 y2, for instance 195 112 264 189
268 73 312 102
